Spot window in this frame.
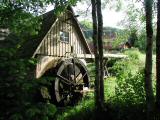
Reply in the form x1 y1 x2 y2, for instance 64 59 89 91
60 31 69 42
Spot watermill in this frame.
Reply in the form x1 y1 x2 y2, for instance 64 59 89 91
8 6 126 106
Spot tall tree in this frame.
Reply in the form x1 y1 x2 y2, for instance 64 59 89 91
156 0 160 112
144 0 155 119
97 0 104 108
91 0 104 110
91 0 100 109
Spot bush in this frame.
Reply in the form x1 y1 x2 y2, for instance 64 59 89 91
0 48 57 120
104 49 147 120
108 49 146 105
115 69 145 105
123 48 141 60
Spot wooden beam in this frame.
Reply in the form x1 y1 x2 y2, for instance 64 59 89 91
76 53 127 59
103 53 127 59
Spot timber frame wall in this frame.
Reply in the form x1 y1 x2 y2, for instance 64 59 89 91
33 11 87 58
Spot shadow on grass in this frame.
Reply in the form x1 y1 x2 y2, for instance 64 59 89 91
55 100 148 120
106 103 147 120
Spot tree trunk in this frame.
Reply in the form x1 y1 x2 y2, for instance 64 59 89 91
91 0 104 111
91 0 100 109
144 0 155 119
97 0 104 108
156 0 160 112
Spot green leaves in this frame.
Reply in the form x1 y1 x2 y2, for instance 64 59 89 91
54 5 66 15
115 69 146 104
45 104 57 116
25 103 57 119
0 48 57 120
108 49 146 105
68 0 77 5
0 0 78 38
28 59 37 65
26 107 41 118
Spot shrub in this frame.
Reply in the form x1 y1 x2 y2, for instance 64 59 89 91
123 48 141 60
0 48 57 120
115 69 145 105
108 49 146 105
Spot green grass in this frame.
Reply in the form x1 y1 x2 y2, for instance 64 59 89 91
56 93 95 120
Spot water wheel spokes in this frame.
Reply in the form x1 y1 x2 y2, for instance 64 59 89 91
75 72 87 85
56 74 74 85
52 58 90 106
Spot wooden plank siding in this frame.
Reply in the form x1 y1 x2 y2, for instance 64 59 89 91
35 12 86 58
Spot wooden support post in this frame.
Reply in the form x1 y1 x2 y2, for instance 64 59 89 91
103 58 109 78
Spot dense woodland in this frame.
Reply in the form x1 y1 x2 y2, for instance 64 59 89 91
0 0 160 120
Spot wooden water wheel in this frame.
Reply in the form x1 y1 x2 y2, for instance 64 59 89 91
50 58 90 106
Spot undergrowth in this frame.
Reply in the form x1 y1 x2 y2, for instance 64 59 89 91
55 48 153 120
0 48 57 120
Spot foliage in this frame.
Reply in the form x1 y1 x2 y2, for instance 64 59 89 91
0 1 45 36
118 0 157 53
104 77 116 101
0 48 57 120
101 49 147 120
112 29 129 48
117 0 144 51
56 95 95 120
76 0 123 17
108 49 146 105
134 29 146 51
128 28 156 53
118 0 147 31
123 48 142 60
0 0 78 37
80 20 93 41
115 68 146 105
80 20 93 29
109 49 142 75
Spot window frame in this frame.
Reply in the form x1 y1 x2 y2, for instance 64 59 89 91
59 31 69 43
